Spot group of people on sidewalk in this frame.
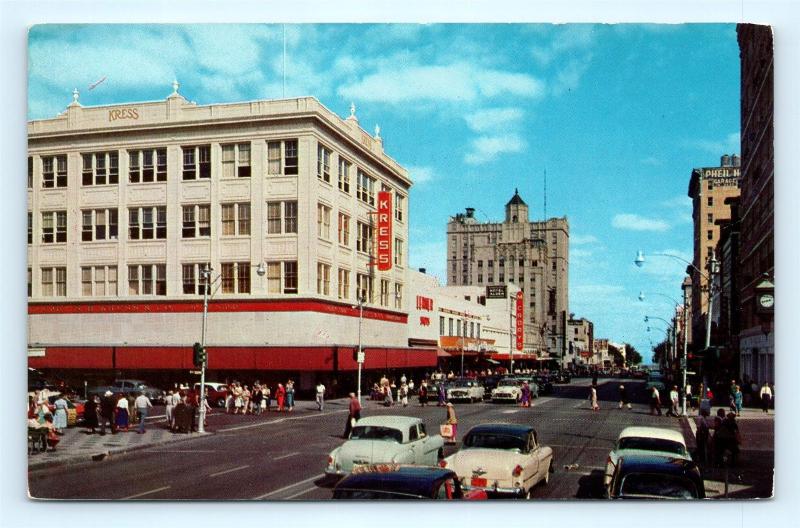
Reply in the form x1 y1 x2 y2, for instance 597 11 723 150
223 380 296 415
694 408 743 468
82 391 154 435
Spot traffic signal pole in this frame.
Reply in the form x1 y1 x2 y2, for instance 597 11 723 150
198 267 210 434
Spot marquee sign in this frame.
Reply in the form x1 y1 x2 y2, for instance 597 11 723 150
376 191 393 271
515 291 524 351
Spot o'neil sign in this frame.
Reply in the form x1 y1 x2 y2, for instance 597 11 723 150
376 191 393 271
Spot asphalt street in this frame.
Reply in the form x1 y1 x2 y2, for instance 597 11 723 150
29 379 687 500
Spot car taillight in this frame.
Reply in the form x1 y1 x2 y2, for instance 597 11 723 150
327 456 334 466
438 460 447 468
512 465 523 477
606 456 614 467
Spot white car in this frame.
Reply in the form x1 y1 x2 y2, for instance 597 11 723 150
443 423 554 498
326 416 444 476
446 379 485 403
491 378 522 403
604 426 691 488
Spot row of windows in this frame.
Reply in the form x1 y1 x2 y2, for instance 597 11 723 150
313 263 403 308
438 316 481 339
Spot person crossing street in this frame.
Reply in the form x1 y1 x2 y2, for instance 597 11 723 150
316 382 326 411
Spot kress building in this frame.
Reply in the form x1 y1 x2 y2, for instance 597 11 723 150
27 84 436 392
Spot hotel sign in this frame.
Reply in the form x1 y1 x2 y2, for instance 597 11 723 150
486 285 507 299
376 191 393 271
515 291 524 351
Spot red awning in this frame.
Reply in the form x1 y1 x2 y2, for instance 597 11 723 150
29 347 113 369
437 348 451 358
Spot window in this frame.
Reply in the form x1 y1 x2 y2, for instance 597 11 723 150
395 194 405 222
357 170 376 206
284 261 298 293
356 273 374 303
457 319 462 337
182 145 211 180
81 266 117 296
82 151 119 186
338 268 350 300
41 267 67 297
707 229 713 240
317 262 331 295
128 264 167 295
317 145 332 183
707 213 713 223
394 283 402 309
268 261 299 294
266 201 297 234
338 158 351 193
129 148 167 183
81 208 118 241
317 203 331 240
440 316 445 336
221 143 251 178
394 238 403 266
28 268 32 297
221 203 251 236
42 155 68 188
182 263 211 295
478 274 483 284
267 139 299 175
182 204 211 238
221 262 251 294
128 206 167 240
499 259 505 268
338 213 350 246
499 273 505 282
41 211 67 243
448 318 454 336
27 212 32 245
357 221 374 254
380 279 390 307
28 157 33 188
707 197 713 206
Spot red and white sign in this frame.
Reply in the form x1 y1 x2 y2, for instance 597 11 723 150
416 295 434 311
376 191 393 271
515 291 524 351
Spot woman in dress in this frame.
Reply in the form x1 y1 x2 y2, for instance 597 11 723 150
276 383 286 412
53 395 69 434
444 403 458 444
590 386 600 411
233 383 244 415
520 382 531 408
286 380 295 412
83 394 99 434
115 394 130 431
242 385 251 415
418 382 428 407
437 383 446 407
733 385 744 416
263 385 272 412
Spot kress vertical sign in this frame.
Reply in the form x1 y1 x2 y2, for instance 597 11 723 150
515 291 524 351
376 191 393 271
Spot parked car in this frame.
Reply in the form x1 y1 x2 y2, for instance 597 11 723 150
604 426 691 489
326 416 444 476
193 382 229 407
645 372 666 392
446 378 485 403
88 379 165 404
607 454 705 499
491 378 522 403
332 464 488 500
442 423 554 498
47 396 85 427
533 376 554 395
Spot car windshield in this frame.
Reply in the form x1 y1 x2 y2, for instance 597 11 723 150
463 432 527 452
350 426 403 443
620 473 698 499
497 379 520 387
618 437 686 455
450 380 473 388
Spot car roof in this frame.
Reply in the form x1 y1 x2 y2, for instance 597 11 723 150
466 423 533 436
356 416 422 428
335 466 455 495
617 427 685 444
616 454 701 479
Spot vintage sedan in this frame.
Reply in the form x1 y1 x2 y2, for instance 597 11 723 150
442 423 554 498
446 378 485 403
326 416 445 476
332 465 488 500
608 454 705 499
491 378 522 403
604 426 691 488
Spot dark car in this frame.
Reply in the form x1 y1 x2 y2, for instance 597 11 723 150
608 454 706 500
332 465 488 500
534 375 554 395
553 371 571 384
480 375 502 398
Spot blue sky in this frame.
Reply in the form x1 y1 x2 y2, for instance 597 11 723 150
28 23 741 361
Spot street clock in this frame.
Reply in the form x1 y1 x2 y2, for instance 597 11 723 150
759 293 774 309
754 274 775 315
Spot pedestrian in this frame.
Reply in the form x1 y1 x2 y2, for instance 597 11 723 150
589 386 600 411
618 384 631 410
444 403 458 444
242 385 251 415
252 384 263 415
759 381 772 413
225 384 235 414
233 383 243 414
316 381 326 411
50 394 68 434
286 380 295 412
200 389 212 428
520 381 531 407
134 391 153 434
169 389 181 430
667 386 680 417
418 381 428 407
115 394 130 432
83 394 99 434
263 385 272 412
649 386 662 416
408 379 415 394
685 383 694 411
694 409 711 466
437 383 446 406
344 392 361 439
713 411 741 467
164 389 175 427
399 382 409 407
400 373 407 385
99 391 116 435
733 385 743 416
276 383 286 411
384 382 394 407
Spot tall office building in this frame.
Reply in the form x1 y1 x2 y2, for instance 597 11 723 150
446 190 569 363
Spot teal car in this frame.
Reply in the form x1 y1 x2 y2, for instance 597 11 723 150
326 416 445 476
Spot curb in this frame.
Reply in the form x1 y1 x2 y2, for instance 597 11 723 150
28 429 214 472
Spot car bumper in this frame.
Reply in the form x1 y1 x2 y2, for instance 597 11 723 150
325 468 348 477
462 483 525 497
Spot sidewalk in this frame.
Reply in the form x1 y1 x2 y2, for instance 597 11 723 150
683 407 774 499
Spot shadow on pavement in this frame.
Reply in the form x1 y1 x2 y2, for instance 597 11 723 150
575 469 606 499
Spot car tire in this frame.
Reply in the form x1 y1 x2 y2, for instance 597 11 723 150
216 398 225 408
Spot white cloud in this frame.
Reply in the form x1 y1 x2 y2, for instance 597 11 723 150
464 107 524 133
570 234 598 245
551 56 593 95
685 132 741 156
464 134 526 165
612 213 671 232
531 25 597 66
406 165 435 184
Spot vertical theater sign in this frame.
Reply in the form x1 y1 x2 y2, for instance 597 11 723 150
516 291 524 352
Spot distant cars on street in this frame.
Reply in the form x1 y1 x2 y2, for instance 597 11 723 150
332 465 488 500
88 379 166 404
645 372 667 392
446 378 485 403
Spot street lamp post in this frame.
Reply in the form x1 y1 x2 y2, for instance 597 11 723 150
461 315 467 378
355 294 365 403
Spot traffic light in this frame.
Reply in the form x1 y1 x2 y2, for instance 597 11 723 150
193 342 206 367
